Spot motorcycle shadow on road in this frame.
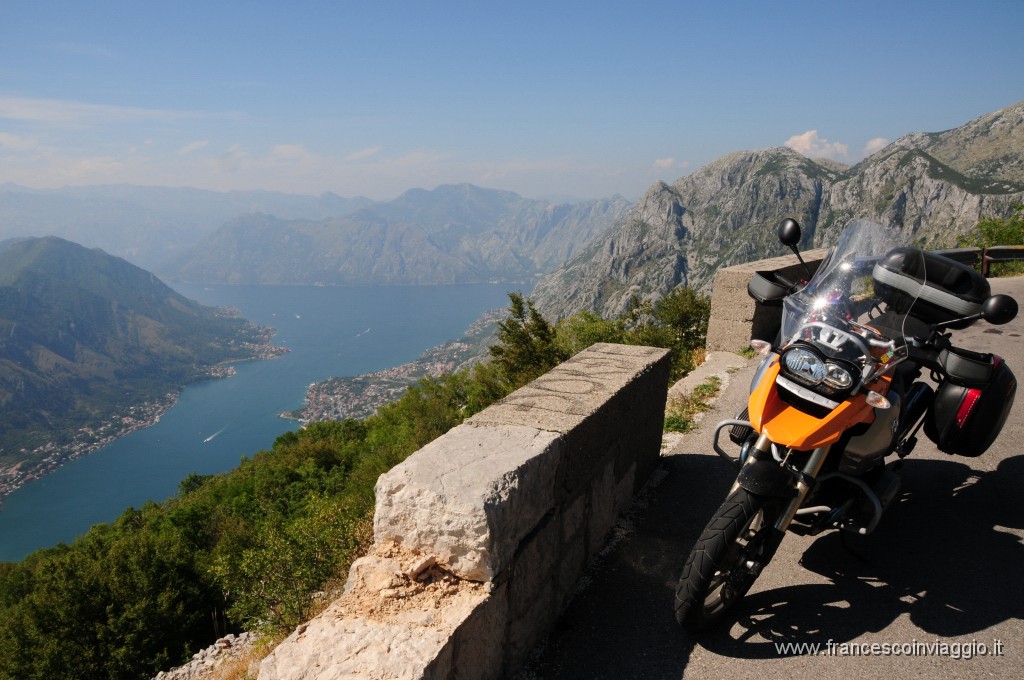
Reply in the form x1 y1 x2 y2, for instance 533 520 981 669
693 454 1024 659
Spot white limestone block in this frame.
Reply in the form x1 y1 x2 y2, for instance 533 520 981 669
374 424 562 582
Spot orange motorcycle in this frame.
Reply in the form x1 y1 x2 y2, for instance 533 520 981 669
674 218 1018 630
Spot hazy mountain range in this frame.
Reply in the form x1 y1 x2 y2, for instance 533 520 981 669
0 182 630 285
0 184 373 272
162 185 632 285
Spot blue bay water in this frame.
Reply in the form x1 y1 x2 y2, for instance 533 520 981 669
0 283 515 563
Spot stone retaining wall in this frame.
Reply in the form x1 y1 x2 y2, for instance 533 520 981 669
705 249 826 352
259 343 672 680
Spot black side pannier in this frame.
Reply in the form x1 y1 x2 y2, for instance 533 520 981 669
924 355 1017 457
747 270 790 304
747 271 791 343
872 247 990 329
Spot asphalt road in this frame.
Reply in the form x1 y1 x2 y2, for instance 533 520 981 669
516 277 1024 680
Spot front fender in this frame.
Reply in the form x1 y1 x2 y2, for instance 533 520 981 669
736 460 798 498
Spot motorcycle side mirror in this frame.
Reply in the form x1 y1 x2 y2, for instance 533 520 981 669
777 217 812 279
778 218 802 247
982 294 1018 325
932 293 1019 331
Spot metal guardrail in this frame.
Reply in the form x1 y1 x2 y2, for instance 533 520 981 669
932 246 1024 277
931 248 981 267
982 245 1024 276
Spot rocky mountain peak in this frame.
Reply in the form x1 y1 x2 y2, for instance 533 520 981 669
882 100 1024 183
532 101 1024 321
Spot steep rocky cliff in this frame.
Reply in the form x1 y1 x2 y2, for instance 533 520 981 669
533 101 1024 320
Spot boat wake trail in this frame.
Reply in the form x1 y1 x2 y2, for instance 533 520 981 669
203 426 227 443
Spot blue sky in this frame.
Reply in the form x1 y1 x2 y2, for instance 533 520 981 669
1 0 1022 201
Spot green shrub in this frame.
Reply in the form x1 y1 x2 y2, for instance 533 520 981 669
958 206 1024 276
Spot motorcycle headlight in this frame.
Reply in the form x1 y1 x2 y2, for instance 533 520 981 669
824 363 853 389
783 348 826 385
781 346 855 390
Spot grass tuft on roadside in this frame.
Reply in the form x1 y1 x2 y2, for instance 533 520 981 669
663 376 722 433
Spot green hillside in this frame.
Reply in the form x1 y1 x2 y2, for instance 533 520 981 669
0 236 279 476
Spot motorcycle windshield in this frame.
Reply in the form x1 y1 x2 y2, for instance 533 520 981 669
778 219 925 390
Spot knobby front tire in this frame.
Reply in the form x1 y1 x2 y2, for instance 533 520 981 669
674 488 778 630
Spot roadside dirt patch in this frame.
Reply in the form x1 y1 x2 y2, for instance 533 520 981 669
333 542 488 628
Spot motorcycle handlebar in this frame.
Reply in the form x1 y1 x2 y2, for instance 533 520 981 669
773 272 800 291
906 342 944 375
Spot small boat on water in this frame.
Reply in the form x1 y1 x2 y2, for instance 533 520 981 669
203 427 227 443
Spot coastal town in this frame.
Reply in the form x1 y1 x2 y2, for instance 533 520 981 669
284 310 503 424
0 327 288 501
0 393 178 499
285 354 463 423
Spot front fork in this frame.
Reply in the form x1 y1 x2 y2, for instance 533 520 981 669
729 433 830 534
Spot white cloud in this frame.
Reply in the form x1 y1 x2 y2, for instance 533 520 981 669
862 137 890 156
210 144 248 173
784 130 849 160
0 132 38 151
344 146 382 162
391 150 446 167
270 144 316 163
0 136 646 201
0 96 226 125
653 157 675 169
178 140 209 155
59 156 125 178
4 151 125 184
479 169 508 181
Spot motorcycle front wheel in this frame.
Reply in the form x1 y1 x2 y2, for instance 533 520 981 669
674 488 781 630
